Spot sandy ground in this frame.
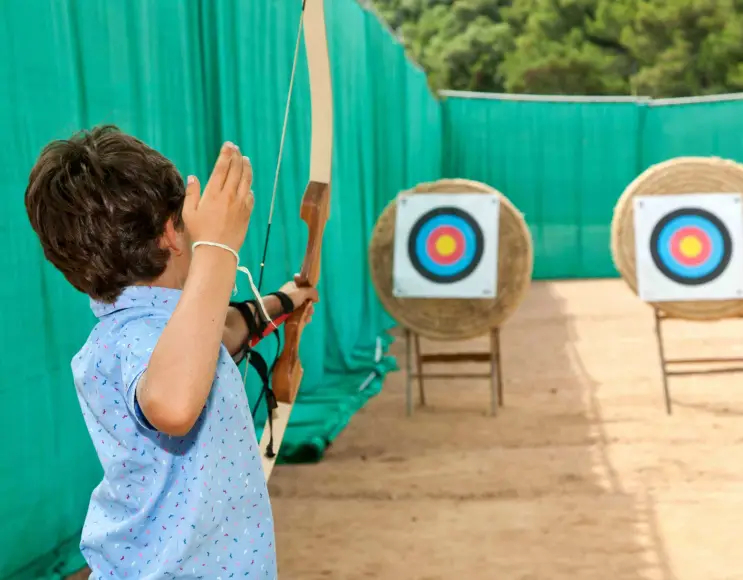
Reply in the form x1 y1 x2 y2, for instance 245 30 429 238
69 280 743 579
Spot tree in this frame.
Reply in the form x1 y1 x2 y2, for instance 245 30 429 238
371 0 743 97
623 0 743 97
374 0 514 92
499 0 635 95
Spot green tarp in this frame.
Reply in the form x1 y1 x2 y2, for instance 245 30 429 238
4 0 743 577
442 92 743 279
0 1 439 578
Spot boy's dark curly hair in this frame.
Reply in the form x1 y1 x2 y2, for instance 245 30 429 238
25 125 186 303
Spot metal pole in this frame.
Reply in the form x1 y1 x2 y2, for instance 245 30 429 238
654 310 672 414
413 332 426 406
405 328 413 416
490 328 501 415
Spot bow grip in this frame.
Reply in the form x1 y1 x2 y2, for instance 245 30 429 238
271 298 312 404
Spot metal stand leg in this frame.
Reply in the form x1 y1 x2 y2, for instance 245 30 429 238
495 328 504 408
490 328 501 415
413 332 426 407
405 328 413 416
403 327 505 417
654 309 672 415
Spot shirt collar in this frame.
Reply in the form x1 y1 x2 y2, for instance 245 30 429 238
91 286 183 318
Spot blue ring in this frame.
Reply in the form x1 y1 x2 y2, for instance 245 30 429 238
414 215 476 277
407 206 485 284
655 215 723 279
649 208 732 286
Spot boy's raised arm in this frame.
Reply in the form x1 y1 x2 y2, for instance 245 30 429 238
137 143 253 437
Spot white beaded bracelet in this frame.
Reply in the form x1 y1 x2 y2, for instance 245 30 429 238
192 241 274 327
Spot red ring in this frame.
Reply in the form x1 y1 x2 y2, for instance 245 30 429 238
669 226 711 267
426 225 465 265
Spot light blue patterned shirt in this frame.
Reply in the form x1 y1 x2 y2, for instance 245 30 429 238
72 286 276 579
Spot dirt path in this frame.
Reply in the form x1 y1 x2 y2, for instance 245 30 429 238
67 279 743 579
271 280 743 580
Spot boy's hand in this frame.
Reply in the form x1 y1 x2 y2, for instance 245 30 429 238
280 274 320 319
183 142 254 252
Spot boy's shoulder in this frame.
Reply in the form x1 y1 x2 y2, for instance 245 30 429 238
74 287 179 383
87 286 181 345
90 286 181 322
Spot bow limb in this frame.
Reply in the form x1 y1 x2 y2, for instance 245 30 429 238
259 0 333 481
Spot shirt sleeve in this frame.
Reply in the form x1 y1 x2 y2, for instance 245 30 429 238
118 317 167 432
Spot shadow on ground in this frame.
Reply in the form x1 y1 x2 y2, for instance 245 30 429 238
268 281 680 580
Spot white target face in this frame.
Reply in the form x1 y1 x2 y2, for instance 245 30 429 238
392 193 499 299
633 193 743 302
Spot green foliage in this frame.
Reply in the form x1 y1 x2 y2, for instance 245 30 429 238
373 0 513 91
371 0 743 97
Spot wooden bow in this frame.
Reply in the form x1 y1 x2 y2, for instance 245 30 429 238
258 0 333 481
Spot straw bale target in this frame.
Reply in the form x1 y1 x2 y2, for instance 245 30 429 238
611 156 743 320
369 179 533 340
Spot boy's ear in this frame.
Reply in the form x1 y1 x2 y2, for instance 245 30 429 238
161 218 184 255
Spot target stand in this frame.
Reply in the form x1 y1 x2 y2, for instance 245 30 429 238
368 178 534 417
403 328 503 416
654 309 743 414
611 158 743 413
636 193 743 413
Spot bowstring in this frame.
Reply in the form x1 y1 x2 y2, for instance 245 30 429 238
242 5 306 404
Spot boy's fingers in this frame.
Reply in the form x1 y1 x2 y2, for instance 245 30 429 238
183 175 201 218
206 142 236 193
237 156 253 205
223 147 244 198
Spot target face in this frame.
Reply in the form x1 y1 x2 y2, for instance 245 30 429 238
633 193 743 302
393 193 499 299
408 207 485 284
650 208 731 285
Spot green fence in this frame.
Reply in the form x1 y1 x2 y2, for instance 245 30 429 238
641 95 743 165
441 91 743 279
5 0 743 577
0 1 440 578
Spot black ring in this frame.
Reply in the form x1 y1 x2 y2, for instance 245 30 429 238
407 206 484 284
649 207 732 286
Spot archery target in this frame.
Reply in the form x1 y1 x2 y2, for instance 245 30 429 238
393 193 499 298
633 193 743 302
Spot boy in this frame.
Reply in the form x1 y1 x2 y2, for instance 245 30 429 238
24 125 318 579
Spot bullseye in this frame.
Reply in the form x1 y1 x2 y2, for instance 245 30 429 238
408 207 484 283
426 225 465 265
435 235 456 256
668 226 711 267
650 208 732 286
678 236 701 258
